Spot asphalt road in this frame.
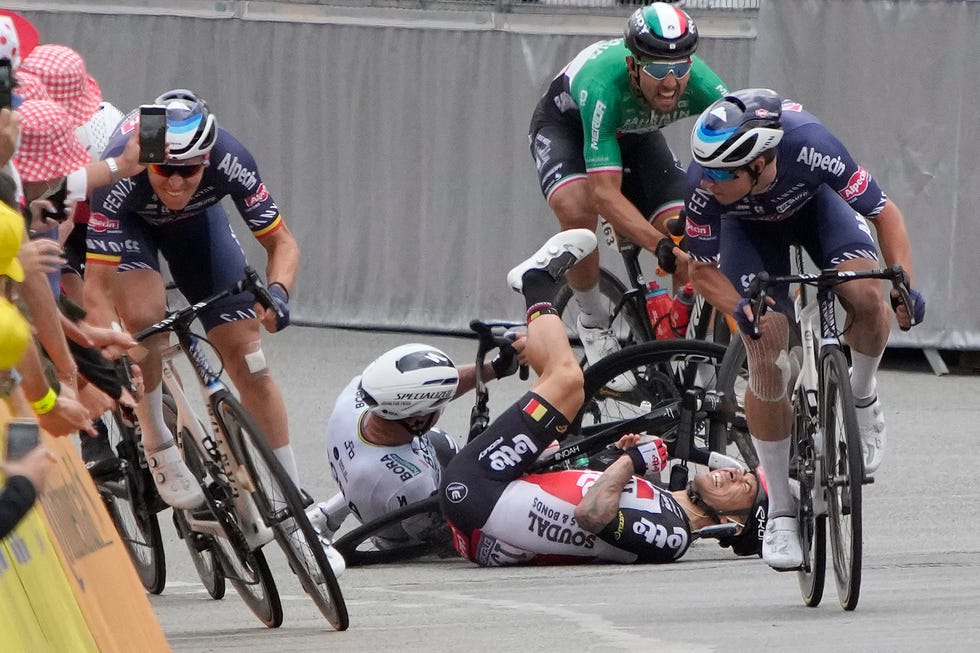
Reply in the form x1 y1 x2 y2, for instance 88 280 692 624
142 326 980 652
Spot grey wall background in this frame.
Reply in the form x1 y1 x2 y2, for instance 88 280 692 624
16 0 978 348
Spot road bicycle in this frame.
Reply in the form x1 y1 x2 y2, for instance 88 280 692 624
554 216 732 350
132 267 348 630
717 254 914 611
332 320 751 566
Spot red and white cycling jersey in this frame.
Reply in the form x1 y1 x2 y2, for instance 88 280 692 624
453 469 689 566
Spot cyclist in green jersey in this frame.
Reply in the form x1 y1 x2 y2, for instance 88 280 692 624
528 3 728 376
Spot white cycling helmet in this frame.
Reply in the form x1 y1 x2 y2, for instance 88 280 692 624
154 89 218 162
691 88 784 169
357 344 459 420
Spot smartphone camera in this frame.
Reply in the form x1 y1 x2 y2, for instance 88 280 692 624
42 180 69 223
0 58 12 110
138 104 168 164
5 419 41 461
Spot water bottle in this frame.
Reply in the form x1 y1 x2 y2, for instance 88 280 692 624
667 283 696 338
645 281 673 339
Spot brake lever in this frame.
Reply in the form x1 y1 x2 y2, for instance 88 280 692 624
888 264 916 327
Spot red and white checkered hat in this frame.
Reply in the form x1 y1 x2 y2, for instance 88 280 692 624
0 16 21 68
19 44 102 127
13 70 50 102
12 99 91 182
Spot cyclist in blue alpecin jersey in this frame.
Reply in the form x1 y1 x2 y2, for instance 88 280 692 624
528 3 728 376
683 88 926 570
83 89 301 509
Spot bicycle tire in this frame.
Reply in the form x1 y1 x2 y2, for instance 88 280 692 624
218 395 349 631
332 495 454 567
554 268 649 352
820 348 862 611
100 411 167 595
178 436 226 600
577 340 756 471
713 337 757 469
792 389 826 607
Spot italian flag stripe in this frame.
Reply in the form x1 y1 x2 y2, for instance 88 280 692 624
649 4 686 39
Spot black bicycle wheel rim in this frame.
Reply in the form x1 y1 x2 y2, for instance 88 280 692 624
821 349 863 611
102 412 167 594
793 392 826 606
178 441 226 600
210 537 283 628
332 495 451 566
577 340 757 472
219 396 349 631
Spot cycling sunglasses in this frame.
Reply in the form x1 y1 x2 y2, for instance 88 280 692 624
148 163 205 178
639 58 692 81
701 166 739 182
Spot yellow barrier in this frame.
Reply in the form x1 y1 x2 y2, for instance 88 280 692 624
1 399 170 652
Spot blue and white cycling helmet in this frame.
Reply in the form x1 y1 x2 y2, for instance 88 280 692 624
691 88 784 169
624 3 699 61
154 89 218 162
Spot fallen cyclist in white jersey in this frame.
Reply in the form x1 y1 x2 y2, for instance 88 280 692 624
306 337 524 557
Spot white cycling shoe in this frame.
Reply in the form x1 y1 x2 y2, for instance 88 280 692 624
762 516 804 571
576 315 634 391
507 229 597 293
305 503 346 578
855 395 886 475
320 537 346 579
147 445 205 510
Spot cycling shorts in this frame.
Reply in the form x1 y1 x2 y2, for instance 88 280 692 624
116 204 256 331
720 185 880 315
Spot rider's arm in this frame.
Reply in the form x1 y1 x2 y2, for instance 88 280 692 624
256 220 299 294
573 456 634 533
866 199 914 286
689 260 742 317
451 364 480 398
588 172 668 253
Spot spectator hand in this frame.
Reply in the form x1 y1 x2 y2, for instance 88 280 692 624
891 288 925 330
37 394 96 438
1 444 55 493
17 238 66 275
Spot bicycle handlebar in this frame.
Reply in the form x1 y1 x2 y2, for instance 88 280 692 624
745 264 914 339
133 266 275 342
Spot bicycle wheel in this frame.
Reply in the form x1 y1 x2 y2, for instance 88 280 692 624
820 348 862 611
177 437 226 600
332 495 454 567
793 391 826 607
578 340 756 471
554 268 649 353
100 411 167 594
209 531 282 628
218 395 349 631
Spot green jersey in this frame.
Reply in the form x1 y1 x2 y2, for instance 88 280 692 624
563 38 727 171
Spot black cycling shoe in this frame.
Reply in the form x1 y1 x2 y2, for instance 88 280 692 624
82 418 123 480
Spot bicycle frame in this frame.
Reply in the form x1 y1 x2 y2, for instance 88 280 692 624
161 334 275 551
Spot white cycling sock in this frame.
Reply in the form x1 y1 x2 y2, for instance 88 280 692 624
274 444 301 487
136 384 174 452
849 350 882 402
752 436 794 518
318 493 352 531
573 283 608 328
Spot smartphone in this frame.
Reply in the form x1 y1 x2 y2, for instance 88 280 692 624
42 179 69 223
0 57 11 110
138 104 168 164
5 419 40 461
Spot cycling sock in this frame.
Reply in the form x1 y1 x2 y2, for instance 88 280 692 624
520 269 561 309
136 384 175 452
273 444 301 487
526 302 558 323
849 350 882 401
751 436 795 518
573 283 608 328
315 493 352 534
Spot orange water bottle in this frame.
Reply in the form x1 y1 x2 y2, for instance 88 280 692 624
646 281 673 339
668 283 696 338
